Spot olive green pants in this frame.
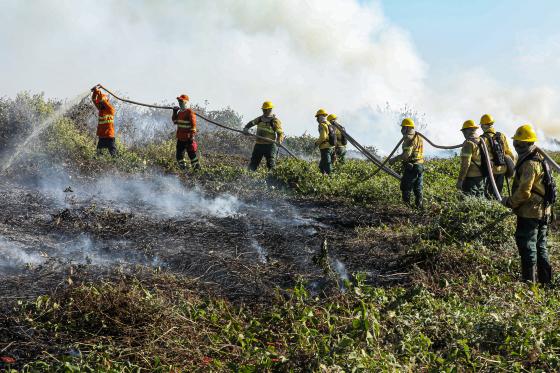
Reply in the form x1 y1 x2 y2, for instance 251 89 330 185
335 146 346 164
249 143 277 171
462 176 486 197
515 216 552 284
319 148 334 175
401 163 424 208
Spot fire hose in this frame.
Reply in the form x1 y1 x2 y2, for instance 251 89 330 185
96 85 298 159
330 122 402 180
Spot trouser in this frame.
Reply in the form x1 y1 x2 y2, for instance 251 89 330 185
462 176 486 197
515 216 552 284
400 163 424 208
319 148 334 175
335 146 346 164
176 139 200 170
97 137 117 157
249 143 277 171
486 172 506 198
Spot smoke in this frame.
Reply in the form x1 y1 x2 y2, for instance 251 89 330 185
0 234 162 274
1 0 559 152
33 168 241 218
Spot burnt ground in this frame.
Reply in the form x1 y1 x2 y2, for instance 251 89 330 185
0 170 419 307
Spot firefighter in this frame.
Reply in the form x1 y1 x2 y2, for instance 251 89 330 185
457 120 487 197
480 114 515 195
172 94 200 170
389 118 424 208
315 109 334 175
91 85 117 157
501 124 553 284
327 113 347 164
243 101 284 171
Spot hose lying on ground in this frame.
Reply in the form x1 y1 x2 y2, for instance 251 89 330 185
97 85 298 159
330 122 401 180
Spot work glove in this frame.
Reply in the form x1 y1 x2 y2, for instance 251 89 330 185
456 180 463 191
172 106 180 112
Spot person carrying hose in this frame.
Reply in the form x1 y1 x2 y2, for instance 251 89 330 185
91 85 117 157
327 113 347 164
314 109 335 175
480 114 515 196
457 120 487 197
172 94 200 171
243 101 284 171
389 118 424 208
501 125 554 284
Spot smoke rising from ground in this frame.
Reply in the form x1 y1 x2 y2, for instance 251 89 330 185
1 0 559 152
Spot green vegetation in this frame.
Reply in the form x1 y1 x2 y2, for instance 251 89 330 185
1 94 560 372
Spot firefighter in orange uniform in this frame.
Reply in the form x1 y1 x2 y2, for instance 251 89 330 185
91 85 117 157
172 94 200 170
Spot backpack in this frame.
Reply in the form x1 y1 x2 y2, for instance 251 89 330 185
515 151 557 209
485 132 506 167
474 140 490 177
339 127 348 146
327 123 337 147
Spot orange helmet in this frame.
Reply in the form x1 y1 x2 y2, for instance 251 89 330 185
177 94 190 101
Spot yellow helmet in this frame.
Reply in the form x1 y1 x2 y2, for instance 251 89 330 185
327 113 337 121
512 124 538 142
461 120 479 131
262 101 274 110
480 114 494 126
315 108 328 117
401 118 415 128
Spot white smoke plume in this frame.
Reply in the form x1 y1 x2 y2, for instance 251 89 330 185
33 169 241 218
0 0 558 152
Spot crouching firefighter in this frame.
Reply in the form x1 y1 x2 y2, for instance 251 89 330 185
327 113 347 164
457 120 488 197
389 118 424 208
243 101 284 171
172 94 200 171
91 85 117 157
314 109 336 175
502 124 556 284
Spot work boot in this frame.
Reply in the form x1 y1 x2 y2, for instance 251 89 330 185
537 262 553 285
521 264 537 283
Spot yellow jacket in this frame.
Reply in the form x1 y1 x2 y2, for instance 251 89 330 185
398 134 424 164
510 152 552 219
245 115 284 144
482 128 515 175
315 121 334 150
458 138 484 180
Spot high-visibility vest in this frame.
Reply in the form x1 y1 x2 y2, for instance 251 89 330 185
96 109 115 138
173 109 197 141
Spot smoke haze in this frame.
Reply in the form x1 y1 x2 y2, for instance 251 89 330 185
1 0 559 152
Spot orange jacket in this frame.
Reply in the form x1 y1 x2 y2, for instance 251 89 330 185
92 89 116 138
172 109 197 141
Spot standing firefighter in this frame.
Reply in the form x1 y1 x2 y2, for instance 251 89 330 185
389 118 424 208
172 94 200 170
243 101 284 171
502 125 555 284
327 113 347 164
91 85 117 157
314 109 335 175
457 120 487 197
480 114 515 195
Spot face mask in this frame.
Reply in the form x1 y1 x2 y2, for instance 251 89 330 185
318 115 327 123
179 101 189 110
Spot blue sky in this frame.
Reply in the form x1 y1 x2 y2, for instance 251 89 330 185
380 0 560 84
